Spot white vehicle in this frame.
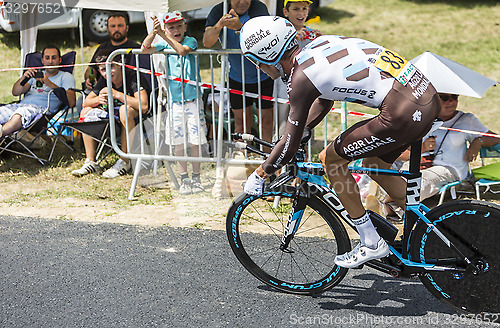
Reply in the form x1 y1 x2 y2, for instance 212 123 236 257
0 3 145 42
0 0 334 42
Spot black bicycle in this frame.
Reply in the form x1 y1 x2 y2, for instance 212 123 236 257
226 133 499 316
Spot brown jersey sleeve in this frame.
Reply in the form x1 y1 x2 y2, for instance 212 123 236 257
261 65 328 174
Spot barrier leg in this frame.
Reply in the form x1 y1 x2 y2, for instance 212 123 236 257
128 157 143 200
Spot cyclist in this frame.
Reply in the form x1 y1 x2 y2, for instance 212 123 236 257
239 16 441 268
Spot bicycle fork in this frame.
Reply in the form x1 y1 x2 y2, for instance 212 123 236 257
280 192 308 252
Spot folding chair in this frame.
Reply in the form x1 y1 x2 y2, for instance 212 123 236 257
63 87 180 196
437 180 462 205
473 143 500 200
63 118 121 165
0 51 79 164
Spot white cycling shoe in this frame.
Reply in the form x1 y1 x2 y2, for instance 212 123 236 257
334 238 390 269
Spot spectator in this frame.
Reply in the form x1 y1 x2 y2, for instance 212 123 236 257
203 0 274 146
83 12 141 91
71 49 149 178
0 45 75 138
277 0 322 135
141 11 208 194
283 0 322 48
411 93 499 200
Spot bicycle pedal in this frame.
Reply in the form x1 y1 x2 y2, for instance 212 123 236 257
351 264 364 269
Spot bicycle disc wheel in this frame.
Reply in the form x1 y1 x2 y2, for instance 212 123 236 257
226 186 350 295
410 200 500 314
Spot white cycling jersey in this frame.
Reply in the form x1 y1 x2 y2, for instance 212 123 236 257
294 35 395 108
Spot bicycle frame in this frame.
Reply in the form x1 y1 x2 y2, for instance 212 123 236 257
255 138 479 276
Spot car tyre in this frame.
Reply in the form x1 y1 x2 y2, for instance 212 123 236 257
82 9 112 42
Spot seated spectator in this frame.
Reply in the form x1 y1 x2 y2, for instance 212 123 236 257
413 93 499 200
0 45 75 138
71 49 149 178
142 11 208 194
76 12 144 114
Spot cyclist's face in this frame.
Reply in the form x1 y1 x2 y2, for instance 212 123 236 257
258 63 281 80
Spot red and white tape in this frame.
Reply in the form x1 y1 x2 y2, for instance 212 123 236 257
3 61 499 139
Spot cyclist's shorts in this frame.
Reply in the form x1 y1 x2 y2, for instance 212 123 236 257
334 76 441 164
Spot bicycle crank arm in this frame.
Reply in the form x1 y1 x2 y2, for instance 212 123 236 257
364 259 402 277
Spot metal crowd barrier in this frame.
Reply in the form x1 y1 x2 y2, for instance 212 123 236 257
104 48 349 199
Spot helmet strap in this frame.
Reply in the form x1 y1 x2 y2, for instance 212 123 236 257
275 62 289 83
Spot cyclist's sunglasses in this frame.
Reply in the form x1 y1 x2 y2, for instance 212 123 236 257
439 94 459 102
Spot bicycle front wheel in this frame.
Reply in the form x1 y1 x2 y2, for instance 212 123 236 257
226 186 350 295
410 200 500 315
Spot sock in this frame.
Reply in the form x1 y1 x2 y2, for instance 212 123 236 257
352 212 380 249
192 172 200 182
180 173 189 182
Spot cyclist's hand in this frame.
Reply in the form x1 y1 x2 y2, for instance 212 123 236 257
244 171 265 196
301 126 312 145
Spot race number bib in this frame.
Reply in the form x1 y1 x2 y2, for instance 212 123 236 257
374 48 416 86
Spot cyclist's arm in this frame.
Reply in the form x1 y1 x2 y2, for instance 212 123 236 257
260 70 321 176
306 98 335 129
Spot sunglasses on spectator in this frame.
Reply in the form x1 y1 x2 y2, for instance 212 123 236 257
439 94 459 102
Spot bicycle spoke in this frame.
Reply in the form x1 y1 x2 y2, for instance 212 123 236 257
294 222 330 237
291 238 334 275
242 203 283 240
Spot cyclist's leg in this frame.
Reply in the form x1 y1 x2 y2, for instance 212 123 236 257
319 143 364 218
320 143 389 268
363 157 407 209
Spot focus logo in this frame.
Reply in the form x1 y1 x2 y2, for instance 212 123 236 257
1 0 80 31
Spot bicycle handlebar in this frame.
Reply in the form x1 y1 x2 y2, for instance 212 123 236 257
231 140 270 158
231 133 308 163
232 133 274 149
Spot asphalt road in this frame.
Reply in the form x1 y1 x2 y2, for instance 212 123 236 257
0 216 498 328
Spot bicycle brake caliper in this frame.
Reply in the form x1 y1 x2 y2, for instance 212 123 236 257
280 192 308 252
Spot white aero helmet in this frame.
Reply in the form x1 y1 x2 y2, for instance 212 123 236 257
240 16 297 66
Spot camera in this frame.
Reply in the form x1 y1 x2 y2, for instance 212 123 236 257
34 69 43 87
34 69 43 79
